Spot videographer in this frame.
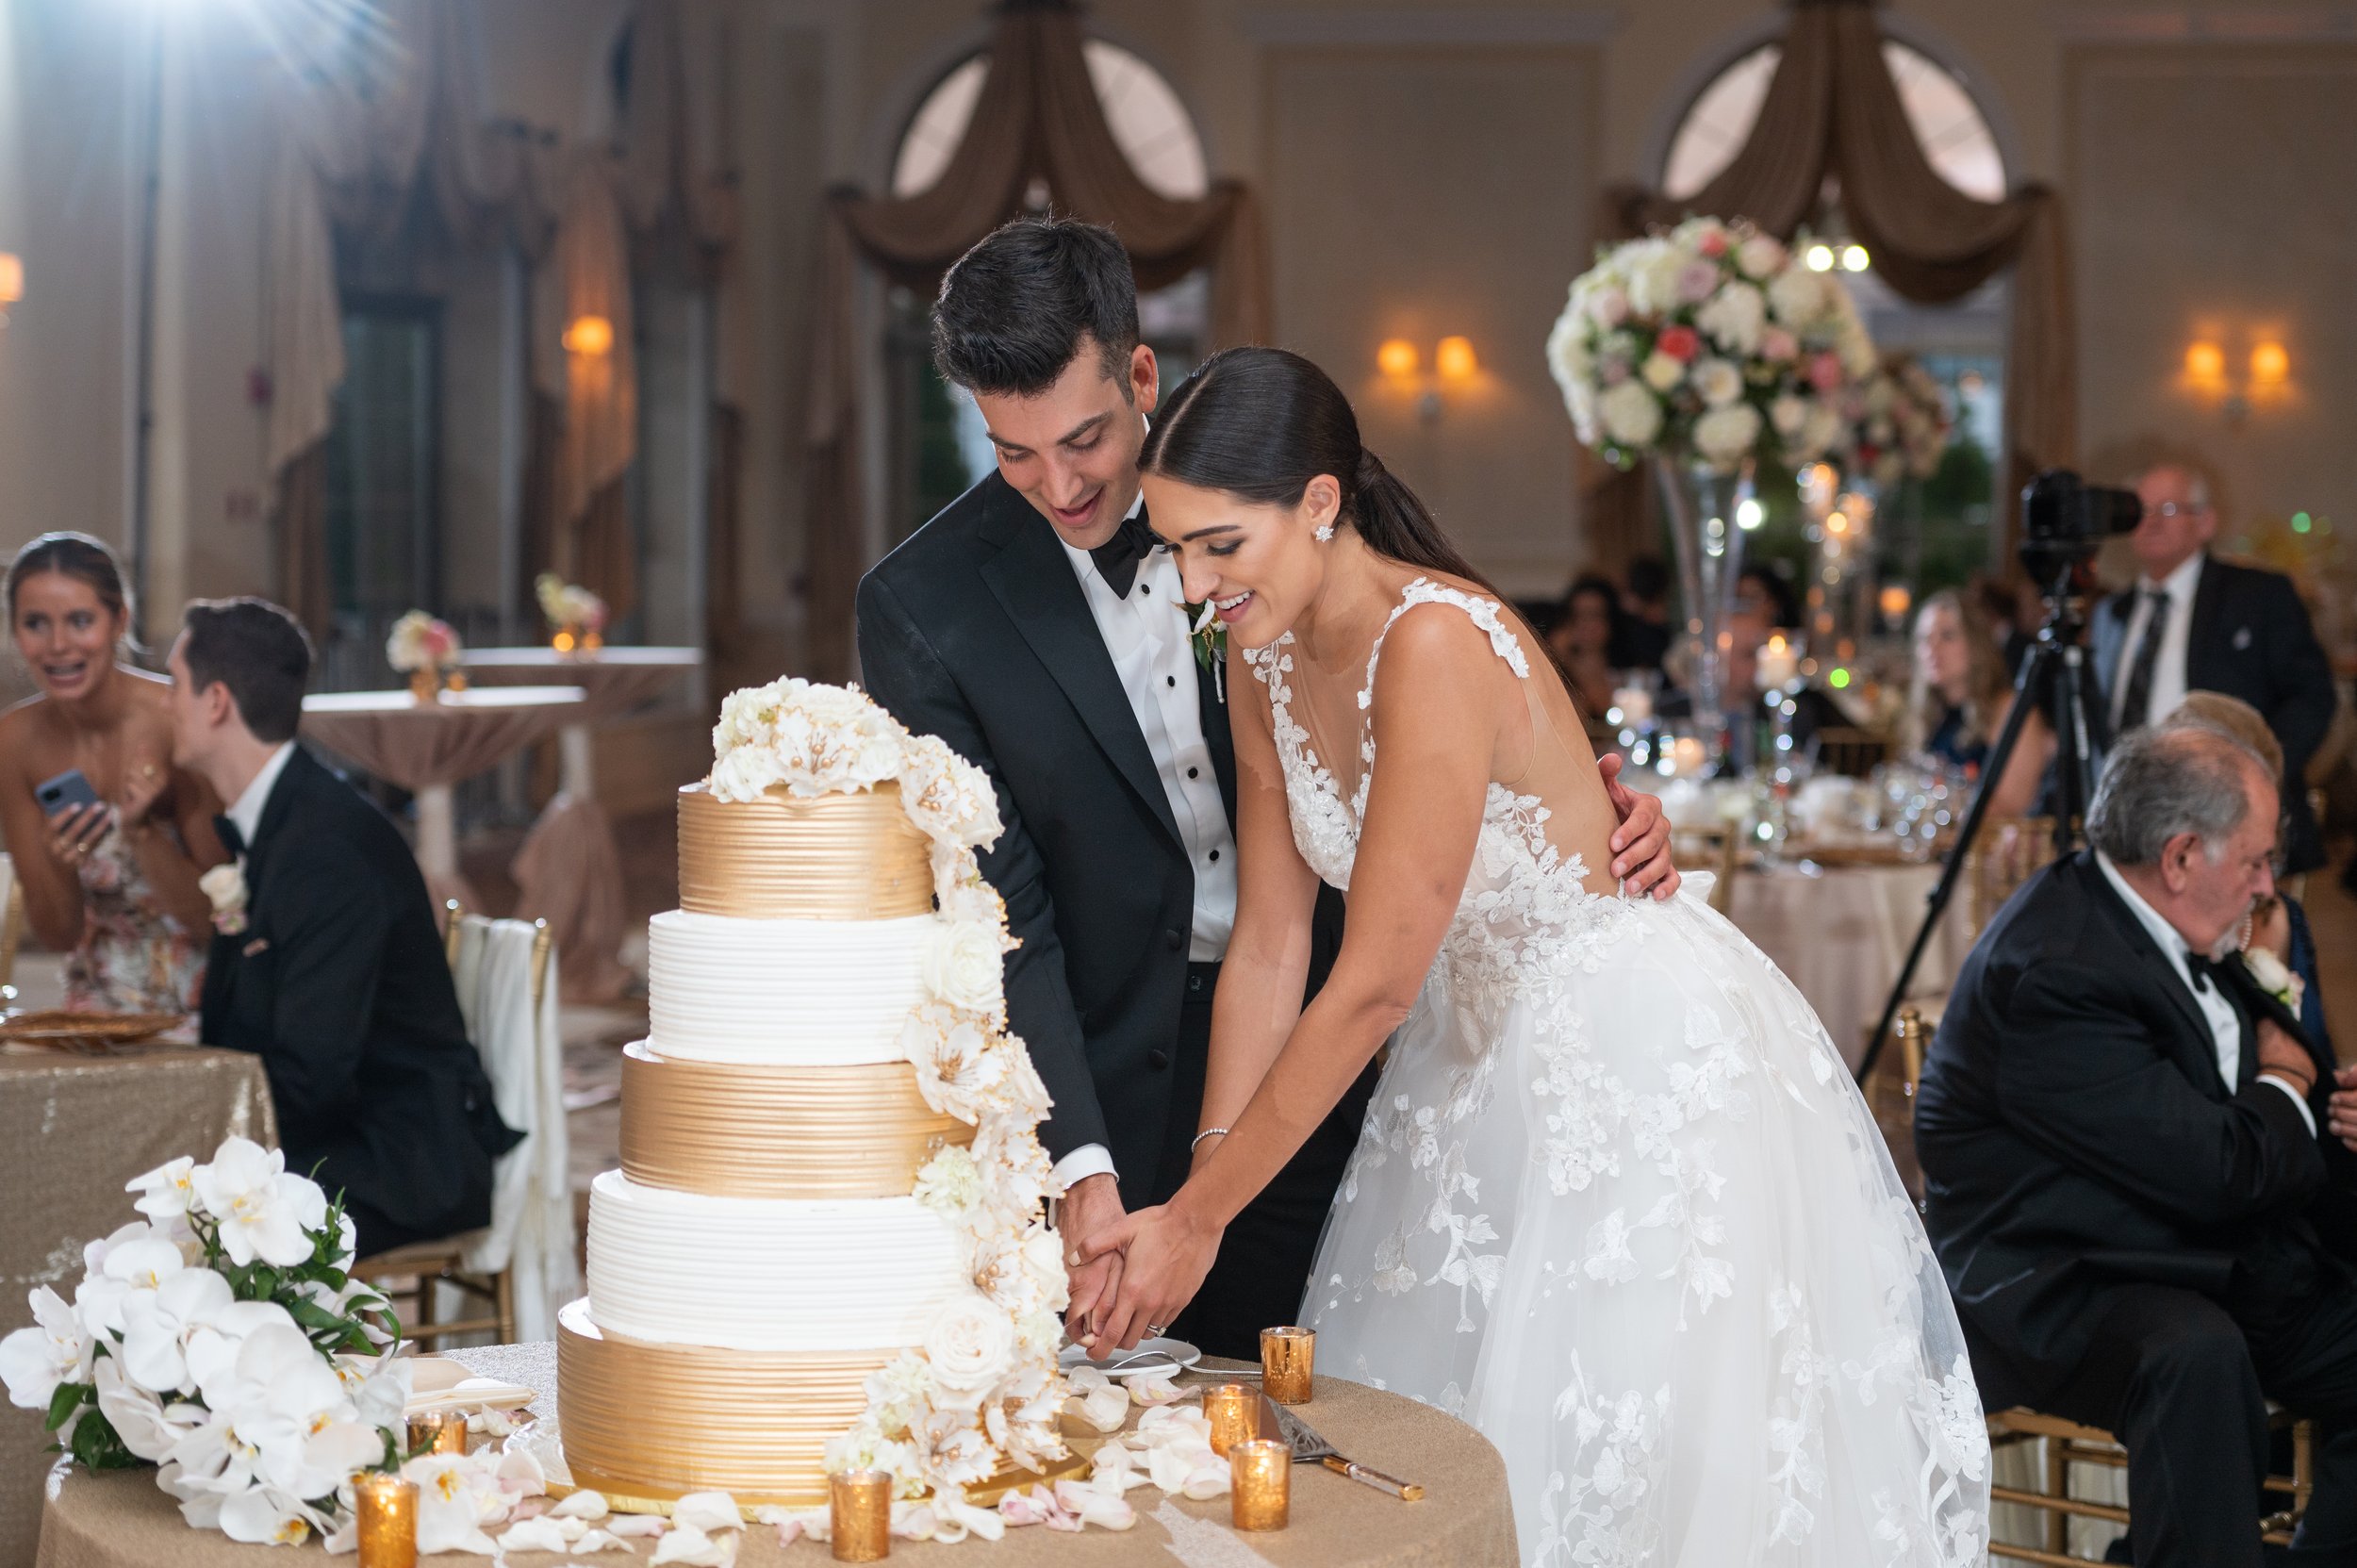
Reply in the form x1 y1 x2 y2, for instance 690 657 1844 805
2094 463 2335 876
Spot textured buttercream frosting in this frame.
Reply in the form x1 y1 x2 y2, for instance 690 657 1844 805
646 910 935 1065
584 1170 966 1352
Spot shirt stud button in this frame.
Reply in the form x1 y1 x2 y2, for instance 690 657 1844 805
1187 767 1198 779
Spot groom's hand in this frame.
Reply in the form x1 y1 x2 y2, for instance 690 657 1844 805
1059 1173 1127 1342
1600 754 1680 900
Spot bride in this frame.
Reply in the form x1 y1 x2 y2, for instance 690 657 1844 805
1075 347 1990 1564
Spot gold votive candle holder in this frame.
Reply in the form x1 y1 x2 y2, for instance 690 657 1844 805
1205 1382 1258 1456
404 1410 468 1457
1261 1326 1315 1404
1229 1439 1291 1530
354 1472 418 1568
830 1469 892 1561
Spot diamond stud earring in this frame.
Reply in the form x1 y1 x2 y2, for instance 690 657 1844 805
1313 521 1335 542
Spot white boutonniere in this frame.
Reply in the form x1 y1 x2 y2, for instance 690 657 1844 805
200 859 249 935
2243 946 2304 1014
1181 600 1227 701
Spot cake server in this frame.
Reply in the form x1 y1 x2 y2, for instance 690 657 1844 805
1256 1394 1424 1501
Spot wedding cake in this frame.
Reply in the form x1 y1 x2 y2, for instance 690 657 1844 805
556 680 1070 1510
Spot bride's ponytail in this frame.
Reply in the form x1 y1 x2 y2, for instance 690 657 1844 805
1348 448 1496 599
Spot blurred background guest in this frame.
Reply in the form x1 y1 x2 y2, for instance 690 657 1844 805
2096 462 2336 874
0 533 225 1014
1609 553 1673 673
1905 586 2051 814
1545 573 1624 745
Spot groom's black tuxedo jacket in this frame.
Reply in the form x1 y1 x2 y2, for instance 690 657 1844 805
200 746 515 1246
856 471 1348 1203
2088 553 2334 872
1915 850 2330 1395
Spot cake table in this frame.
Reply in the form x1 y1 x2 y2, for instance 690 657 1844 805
32 1345 1517 1568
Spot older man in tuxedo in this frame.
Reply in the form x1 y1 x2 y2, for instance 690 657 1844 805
2093 463 2336 873
1917 724 2357 1565
856 217 1679 1358
170 598 515 1254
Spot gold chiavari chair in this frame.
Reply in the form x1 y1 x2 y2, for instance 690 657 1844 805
1669 821 1743 916
1814 725 1892 778
0 853 25 1004
1965 816 2060 938
358 900 555 1348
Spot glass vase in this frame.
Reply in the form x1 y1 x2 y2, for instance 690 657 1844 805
1652 454 1755 768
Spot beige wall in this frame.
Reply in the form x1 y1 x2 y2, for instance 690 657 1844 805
7 0 2355 684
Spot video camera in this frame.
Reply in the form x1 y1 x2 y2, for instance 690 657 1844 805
2019 469 2141 586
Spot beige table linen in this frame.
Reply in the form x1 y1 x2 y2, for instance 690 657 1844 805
2 1048 276 1568
1726 858 1972 1069
37 1345 1517 1568
458 651 700 1002
299 687 587 915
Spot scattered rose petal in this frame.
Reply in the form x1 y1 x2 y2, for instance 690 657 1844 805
606 1514 668 1538
499 1516 576 1552
552 1491 612 1521
1129 1374 1181 1406
649 1522 734 1566
1057 1477 1140 1529
670 1492 742 1534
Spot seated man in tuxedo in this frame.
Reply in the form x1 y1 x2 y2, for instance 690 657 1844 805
2095 462 2336 873
1916 723 2357 1566
168 598 516 1254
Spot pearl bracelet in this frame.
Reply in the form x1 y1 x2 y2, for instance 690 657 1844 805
1190 1128 1230 1152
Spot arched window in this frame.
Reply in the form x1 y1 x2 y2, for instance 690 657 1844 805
1663 41 2004 203
893 41 1209 201
883 41 1211 543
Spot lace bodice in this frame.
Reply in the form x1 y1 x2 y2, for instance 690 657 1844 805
1243 579 1635 1000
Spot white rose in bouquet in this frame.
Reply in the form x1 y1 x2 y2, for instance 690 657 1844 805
923 1293 1019 1412
1690 358 1744 409
1770 393 1811 438
1695 282 1767 356
1693 404 1764 468
1766 267 1826 327
1597 381 1664 451
1736 233 1788 280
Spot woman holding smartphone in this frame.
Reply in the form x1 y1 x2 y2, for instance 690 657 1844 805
2 533 223 1013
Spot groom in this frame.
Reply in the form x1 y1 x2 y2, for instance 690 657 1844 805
856 217 1677 1358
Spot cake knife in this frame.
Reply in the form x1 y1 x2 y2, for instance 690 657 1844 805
1255 1394 1425 1501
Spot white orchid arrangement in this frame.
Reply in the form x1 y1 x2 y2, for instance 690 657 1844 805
384 611 462 676
1547 216 1877 473
704 680 1071 1508
534 573 609 636
1840 352 1954 488
0 1138 411 1548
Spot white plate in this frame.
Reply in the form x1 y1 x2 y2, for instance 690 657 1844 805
1058 1336 1202 1380
401 1355 537 1415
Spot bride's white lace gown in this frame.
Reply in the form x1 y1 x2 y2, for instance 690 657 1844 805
1246 580 1990 1567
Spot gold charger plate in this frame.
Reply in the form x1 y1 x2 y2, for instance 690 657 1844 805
0 1011 182 1047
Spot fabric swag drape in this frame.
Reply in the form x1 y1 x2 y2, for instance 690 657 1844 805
1590 0 2072 572
802 0 1269 681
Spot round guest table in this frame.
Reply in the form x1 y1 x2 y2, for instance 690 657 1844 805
1 1046 275 1568
456 649 701 1001
33 1345 1518 1568
300 686 586 917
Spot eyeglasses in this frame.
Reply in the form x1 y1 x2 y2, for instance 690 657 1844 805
2140 502 2201 521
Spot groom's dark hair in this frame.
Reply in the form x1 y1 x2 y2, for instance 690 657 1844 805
932 218 1140 398
181 598 312 744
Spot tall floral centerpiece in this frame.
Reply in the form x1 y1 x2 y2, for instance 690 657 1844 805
1548 217 1876 750
0 1139 409 1547
386 611 463 703
1835 353 1954 637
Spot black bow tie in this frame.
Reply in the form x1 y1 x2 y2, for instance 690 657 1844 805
1089 510 1158 598
214 815 245 860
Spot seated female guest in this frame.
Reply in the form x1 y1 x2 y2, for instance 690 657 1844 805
0 534 225 1013
1545 573 1624 745
1905 586 2049 815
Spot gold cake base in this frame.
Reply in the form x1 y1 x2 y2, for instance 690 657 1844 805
555 1300 1094 1513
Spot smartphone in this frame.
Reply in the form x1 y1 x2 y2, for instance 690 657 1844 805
34 767 102 817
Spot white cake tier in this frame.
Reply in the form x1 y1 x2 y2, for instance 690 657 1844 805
646 909 935 1065
584 1170 965 1352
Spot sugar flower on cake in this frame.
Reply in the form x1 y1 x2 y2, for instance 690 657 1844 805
899 733 1002 850
708 677 909 801
926 917 1009 1020
922 1293 1020 1413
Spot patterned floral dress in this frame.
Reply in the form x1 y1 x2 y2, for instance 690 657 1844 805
1248 580 1990 1566
62 829 205 1015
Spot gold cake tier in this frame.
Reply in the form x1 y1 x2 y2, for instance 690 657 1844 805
619 1043 973 1199
557 1299 892 1508
676 783 932 919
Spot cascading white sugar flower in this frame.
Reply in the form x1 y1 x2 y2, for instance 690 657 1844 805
921 1294 1019 1413
926 916 1009 1019
899 733 1002 850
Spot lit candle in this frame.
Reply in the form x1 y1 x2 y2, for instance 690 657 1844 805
1206 1383 1258 1456
1756 635 1799 691
1671 735 1708 779
1229 1440 1292 1531
1261 1326 1315 1405
354 1473 418 1568
1611 685 1654 725
830 1469 892 1562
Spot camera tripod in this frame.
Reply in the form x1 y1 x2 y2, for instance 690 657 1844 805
1854 560 2111 1084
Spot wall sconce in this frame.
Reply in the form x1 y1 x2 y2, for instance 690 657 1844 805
2181 329 2291 425
1803 242 1871 273
563 313 614 356
0 252 21 327
1378 334 1479 423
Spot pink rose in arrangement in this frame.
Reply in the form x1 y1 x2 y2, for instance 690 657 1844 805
1760 326 1799 363
1674 260 1721 305
1656 325 1702 363
1697 228 1730 258
1807 352 1845 393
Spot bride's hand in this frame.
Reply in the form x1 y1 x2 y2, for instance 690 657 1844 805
1601 754 1680 900
1072 1201 1223 1355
